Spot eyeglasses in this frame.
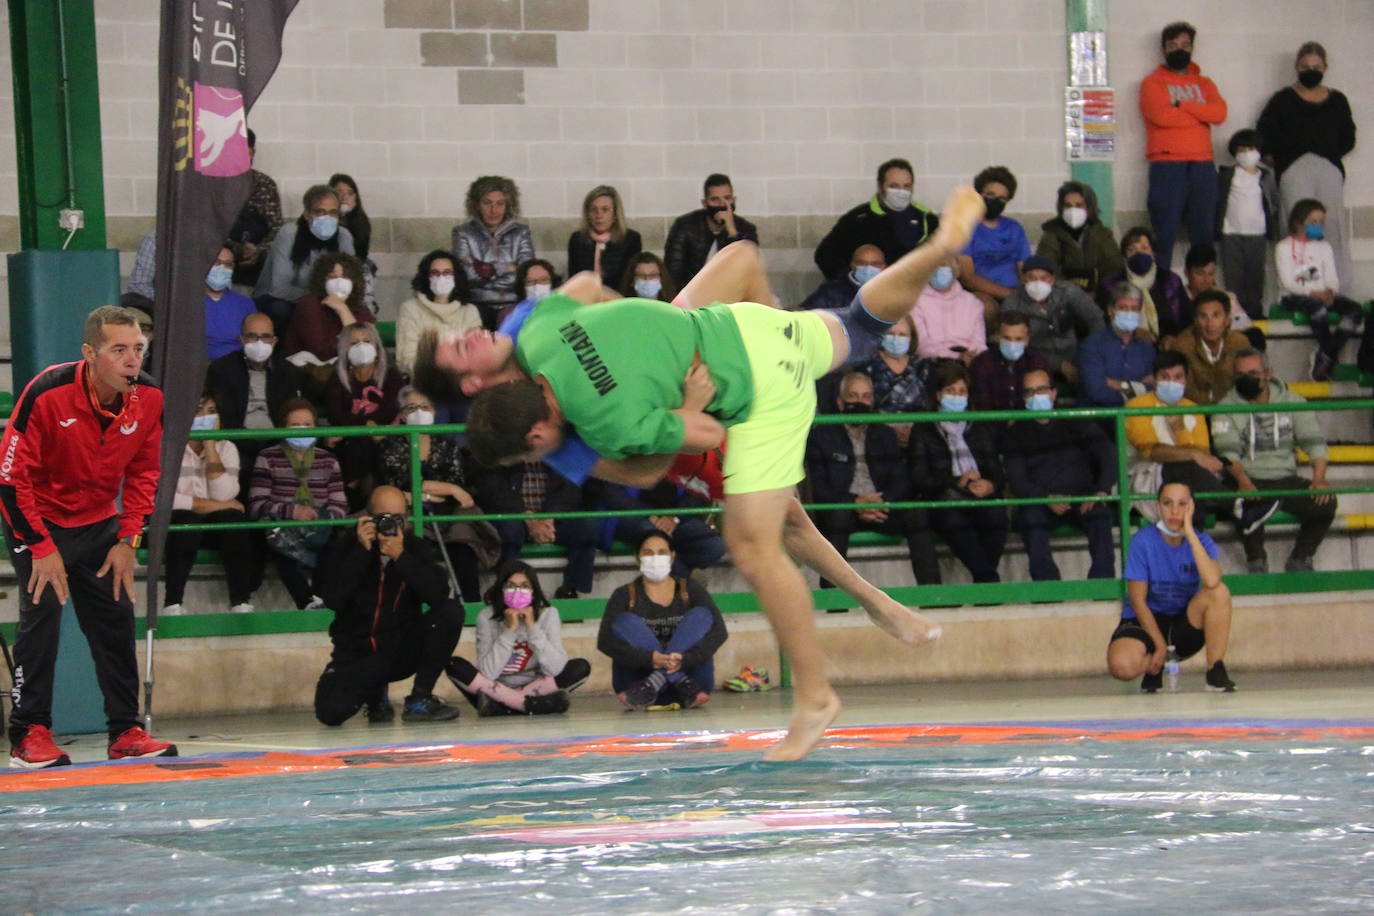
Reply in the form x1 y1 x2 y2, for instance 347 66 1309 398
401 403 434 413
1023 385 1054 396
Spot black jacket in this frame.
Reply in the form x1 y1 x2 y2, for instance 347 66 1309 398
598 576 727 671
664 209 759 286
906 419 1004 498
205 349 303 429
471 461 586 515
813 198 939 280
314 531 452 660
567 229 643 289
804 423 911 504
1001 417 1117 498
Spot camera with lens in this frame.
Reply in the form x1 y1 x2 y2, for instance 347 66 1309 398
373 513 405 538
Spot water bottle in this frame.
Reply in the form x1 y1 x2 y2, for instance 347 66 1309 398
1163 645 1181 693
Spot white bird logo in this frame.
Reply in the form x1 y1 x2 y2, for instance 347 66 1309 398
196 96 247 170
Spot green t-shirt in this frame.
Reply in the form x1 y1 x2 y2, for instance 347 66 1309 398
515 294 754 460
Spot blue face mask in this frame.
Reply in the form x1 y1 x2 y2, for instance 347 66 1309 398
633 277 663 299
1113 309 1141 333
285 435 317 451
850 264 881 285
309 215 339 241
999 339 1026 362
1156 379 1186 404
190 413 218 431
1025 393 1053 411
930 265 956 291
939 394 968 413
1155 519 1183 538
205 264 234 291
880 334 910 356
1304 223 1325 241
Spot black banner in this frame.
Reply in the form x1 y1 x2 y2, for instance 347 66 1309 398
147 0 299 622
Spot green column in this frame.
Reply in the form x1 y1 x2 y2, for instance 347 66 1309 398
1065 0 1114 229
8 0 107 250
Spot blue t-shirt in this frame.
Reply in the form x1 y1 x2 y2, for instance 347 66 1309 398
498 297 599 484
205 288 257 361
963 218 1031 289
1121 524 1219 619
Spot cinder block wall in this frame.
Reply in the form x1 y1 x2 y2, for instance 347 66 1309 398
1 0 1371 328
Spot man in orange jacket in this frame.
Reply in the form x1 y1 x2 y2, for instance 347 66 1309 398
1140 21 1228 274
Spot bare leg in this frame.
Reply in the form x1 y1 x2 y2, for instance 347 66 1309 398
724 487 840 762
1107 637 1149 680
858 186 985 320
781 498 941 644
673 241 779 310
557 270 613 305
1187 582 1232 667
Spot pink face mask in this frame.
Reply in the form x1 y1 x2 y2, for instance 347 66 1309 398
503 587 533 610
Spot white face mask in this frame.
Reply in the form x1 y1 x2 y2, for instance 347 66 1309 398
325 276 353 299
430 275 456 300
639 554 673 583
1235 150 1261 169
527 283 552 301
404 408 435 426
1061 206 1088 229
1156 519 1183 538
243 340 273 363
348 341 377 365
1025 280 1053 302
339 202 355 215
882 187 912 211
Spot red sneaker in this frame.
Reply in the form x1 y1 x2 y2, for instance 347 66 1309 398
10 725 72 769
107 726 178 760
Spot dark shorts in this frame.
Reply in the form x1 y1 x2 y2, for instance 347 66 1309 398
1110 613 1205 660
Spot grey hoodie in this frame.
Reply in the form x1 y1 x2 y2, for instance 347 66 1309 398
1209 379 1328 479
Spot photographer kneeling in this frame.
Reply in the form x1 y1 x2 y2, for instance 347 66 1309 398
313 485 464 724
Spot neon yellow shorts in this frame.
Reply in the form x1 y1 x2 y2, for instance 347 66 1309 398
721 303 835 495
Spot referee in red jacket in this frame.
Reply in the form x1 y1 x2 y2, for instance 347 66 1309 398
1 305 176 768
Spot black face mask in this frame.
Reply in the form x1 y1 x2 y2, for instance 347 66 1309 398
1233 375 1264 400
841 402 869 415
983 197 1007 219
706 204 730 216
1297 68 1324 89
1165 49 1191 71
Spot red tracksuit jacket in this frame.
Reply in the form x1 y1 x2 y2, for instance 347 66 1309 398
0 360 163 559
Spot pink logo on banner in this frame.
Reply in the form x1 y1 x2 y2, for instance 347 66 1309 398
192 83 249 177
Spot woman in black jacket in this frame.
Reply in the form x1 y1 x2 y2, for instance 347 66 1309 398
567 185 642 288
906 362 1008 583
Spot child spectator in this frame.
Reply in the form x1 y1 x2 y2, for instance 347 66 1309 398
1276 198 1364 381
1036 181 1123 296
959 166 1032 318
1215 129 1281 320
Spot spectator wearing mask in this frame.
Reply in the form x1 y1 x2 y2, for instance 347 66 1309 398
568 184 642 290
969 310 1055 412
1003 369 1117 581
814 157 939 280
864 313 934 446
395 250 481 377
248 398 347 610
329 173 372 263
1077 283 1156 407
598 531 728 711
805 371 940 586
1215 130 1282 320
324 322 401 511
446 562 592 717
959 166 1032 315
312 485 464 725
1173 292 1258 406
253 184 355 329
912 257 987 363
205 311 303 488
453 175 535 327
619 251 679 303
586 477 726 580
1258 41 1358 287
1276 198 1364 382
162 392 258 615
665 172 759 285
907 363 1008 583
1139 21 1228 274
1001 254 1104 384
1211 349 1335 573
1100 227 1190 342
800 244 885 311
1036 181 1123 296
281 252 374 368
203 244 257 361
228 128 284 288
1183 242 1263 350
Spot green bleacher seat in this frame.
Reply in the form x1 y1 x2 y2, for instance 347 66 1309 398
376 320 396 348
0 391 13 419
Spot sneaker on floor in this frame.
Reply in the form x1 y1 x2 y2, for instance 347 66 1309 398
476 694 515 718
1239 498 1280 536
9 725 71 769
108 726 178 760
1310 348 1335 382
555 658 591 694
162 603 185 616
1284 554 1315 573
365 687 394 724
673 675 711 709
401 695 461 722
552 585 580 600
1205 661 1237 693
303 595 326 610
1246 557 1269 575
229 603 255 614
523 690 571 716
618 673 665 711
1140 671 1163 694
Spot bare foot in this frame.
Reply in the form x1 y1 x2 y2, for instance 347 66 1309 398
932 185 986 255
861 595 943 645
763 689 842 762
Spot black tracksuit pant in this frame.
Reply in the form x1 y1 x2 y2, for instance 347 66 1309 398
5 516 140 744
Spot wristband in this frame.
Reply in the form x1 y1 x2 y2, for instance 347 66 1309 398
120 534 143 549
